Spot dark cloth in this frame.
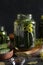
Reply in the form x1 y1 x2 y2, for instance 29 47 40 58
24 57 43 65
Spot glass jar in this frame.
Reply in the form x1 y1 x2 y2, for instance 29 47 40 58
14 14 36 50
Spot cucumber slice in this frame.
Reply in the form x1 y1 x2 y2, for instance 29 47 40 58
0 48 10 54
0 43 8 49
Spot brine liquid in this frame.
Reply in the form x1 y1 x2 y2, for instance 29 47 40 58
14 31 33 50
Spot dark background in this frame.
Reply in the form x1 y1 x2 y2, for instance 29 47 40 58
0 0 43 38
